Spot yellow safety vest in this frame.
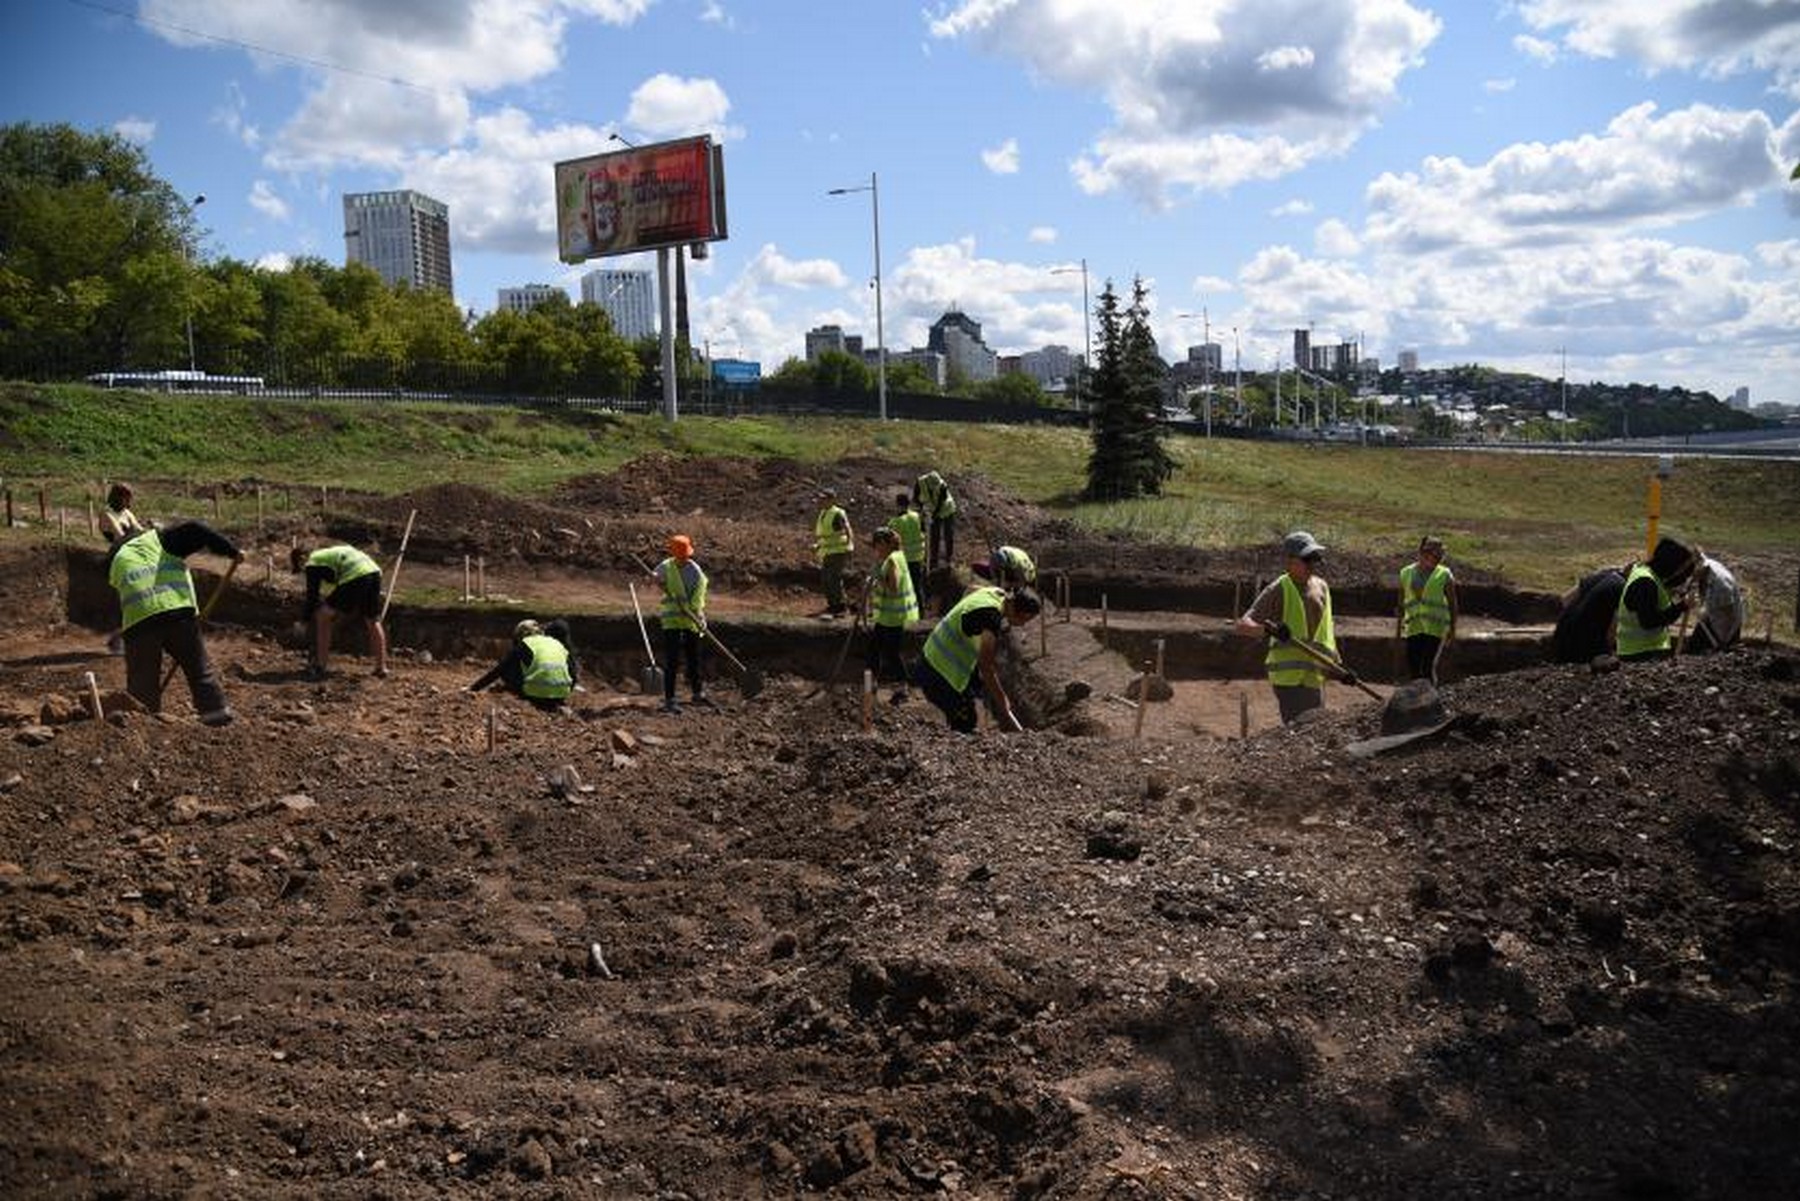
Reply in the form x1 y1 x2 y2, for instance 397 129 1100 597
815 505 852 561
520 634 573 700
306 545 379 594
995 546 1037 585
1399 562 1452 639
1615 564 1672 659
918 472 958 519
890 510 925 564
924 586 1004 693
109 529 197 631
872 549 919 628
659 558 708 631
1265 575 1335 688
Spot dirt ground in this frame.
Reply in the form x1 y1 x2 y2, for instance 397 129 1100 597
2 457 1798 1199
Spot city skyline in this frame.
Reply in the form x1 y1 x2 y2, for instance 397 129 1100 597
5 2 1797 404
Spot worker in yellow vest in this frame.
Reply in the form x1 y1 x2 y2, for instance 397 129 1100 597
1235 530 1345 724
654 533 712 714
1395 535 1458 683
812 487 855 618
291 542 389 680
919 585 1039 733
107 520 243 725
1615 536 1696 661
974 544 1037 590
468 618 577 710
890 491 927 601
914 469 957 571
863 527 920 704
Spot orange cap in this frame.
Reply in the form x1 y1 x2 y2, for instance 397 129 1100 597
667 534 694 560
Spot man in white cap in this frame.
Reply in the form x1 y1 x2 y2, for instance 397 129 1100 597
1234 529 1343 724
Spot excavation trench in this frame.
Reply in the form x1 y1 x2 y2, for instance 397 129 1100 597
60 549 1556 728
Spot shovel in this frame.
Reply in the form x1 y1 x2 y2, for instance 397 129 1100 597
633 551 765 699
1265 622 1384 702
627 581 665 695
163 557 239 692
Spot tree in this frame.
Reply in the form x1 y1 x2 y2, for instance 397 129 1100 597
884 358 936 394
973 372 1046 406
1084 277 1175 500
0 122 201 375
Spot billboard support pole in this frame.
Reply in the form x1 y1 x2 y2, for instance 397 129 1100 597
658 247 679 422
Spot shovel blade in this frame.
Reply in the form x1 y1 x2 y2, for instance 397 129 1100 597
642 665 665 695
739 669 765 699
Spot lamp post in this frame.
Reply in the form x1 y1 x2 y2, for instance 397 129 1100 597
827 173 886 420
1175 308 1213 436
185 193 205 372
1051 259 1090 410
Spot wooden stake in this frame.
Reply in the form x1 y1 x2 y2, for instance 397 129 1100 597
1233 579 1242 618
463 555 472 601
265 554 274 585
1154 637 1166 679
318 485 328 515
1100 593 1108 649
58 506 66 541
477 556 487 600
486 705 497 753
38 486 47 523
861 669 874 732
87 497 96 536
1239 692 1250 740
256 485 265 533
1133 659 1150 741
210 491 220 520
84 671 104 722
5 489 13 528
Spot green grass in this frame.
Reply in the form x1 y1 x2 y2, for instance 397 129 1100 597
5 382 1795 624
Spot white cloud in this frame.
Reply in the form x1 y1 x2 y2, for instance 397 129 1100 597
699 2 732 27
1190 274 1235 295
114 116 156 144
1518 0 1800 96
1314 218 1361 257
211 81 261 149
625 73 743 142
248 179 291 222
1028 226 1058 243
745 244 848 290
1513 34 1558 65
1271 198 1315 217
981 137 1020 174
931 0 1442 206
1365 102 1788 254
1483 77 1517 93
255 251 294 272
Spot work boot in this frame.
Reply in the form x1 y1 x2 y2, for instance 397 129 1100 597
889 688 908 706
661 697 681 715
304 663 327 682
689 693 715 708
199 708 235 727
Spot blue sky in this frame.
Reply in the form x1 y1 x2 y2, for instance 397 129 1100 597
7 0 1799 405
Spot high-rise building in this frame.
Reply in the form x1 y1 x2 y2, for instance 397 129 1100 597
497 284 563 314
1018 345 1078 388
342 190 453 294
1187 343 1223 376
1293 328 1311 376
1398 348 1420 373
581 269 656 340
929 311 997 383
1730 386 1751 411
805 324 847 362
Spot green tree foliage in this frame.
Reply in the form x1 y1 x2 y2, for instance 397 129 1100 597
1084 277 1175 500
883 358 937 394
0 122 199 375
972 372 1046 406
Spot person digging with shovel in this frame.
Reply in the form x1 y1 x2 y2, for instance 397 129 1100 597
864 526 919 704
652 534 711 714
107 520 243 726
917 585 1040 734
1235 530 1356 725
292 542 390 680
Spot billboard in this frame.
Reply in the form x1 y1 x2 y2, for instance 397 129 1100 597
554 135 728 263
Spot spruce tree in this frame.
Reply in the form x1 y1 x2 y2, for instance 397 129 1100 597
1084 276 1175 500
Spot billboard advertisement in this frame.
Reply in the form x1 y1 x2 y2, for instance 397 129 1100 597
555 135 727 263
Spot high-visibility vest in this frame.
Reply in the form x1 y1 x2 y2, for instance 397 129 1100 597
659 558 708 631
108 529 196 631
306 545 379 595
1615 564 1672 659
815 505 852 561
520 634 573 700
1264 574 1335 688
872 549 919 628
994 545 1037 585
918 472 958 519
1399 562 1453 639
890 509 925 564
923 586 1004 693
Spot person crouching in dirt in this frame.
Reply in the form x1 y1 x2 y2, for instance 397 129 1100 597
1685 553 1744 654
917 585 1039 733
864 527 919 704
468 619 576 710
107 521 243 726
1615 536 1698 662
101 482 149 655
812 488 855 618
1234 530 1346 725
1395 535 1457 683
654 534 711 714
1551 565 1627 664
972 544 1037 591
291 542 390 680
890 491 927 601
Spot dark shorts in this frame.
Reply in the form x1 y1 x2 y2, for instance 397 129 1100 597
327 573 382 620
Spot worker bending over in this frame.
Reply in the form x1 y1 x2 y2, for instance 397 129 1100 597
108 521 243 725
292 542 390 680
1616 536 1696 662
914 469 957 571
917 585 1039 733
973 544 1037 591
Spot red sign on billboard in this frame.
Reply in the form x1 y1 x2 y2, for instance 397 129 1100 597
555 135 727 263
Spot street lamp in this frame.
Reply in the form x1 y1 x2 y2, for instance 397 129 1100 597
1175 308 1214 436
1051 259 1090 410
185 193 205 372
827 173 886 420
